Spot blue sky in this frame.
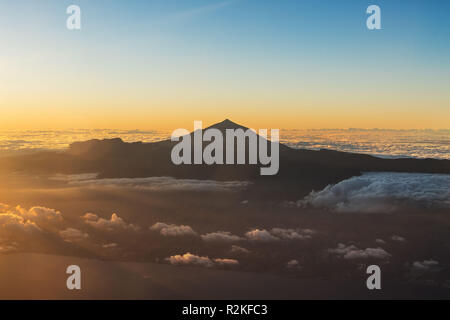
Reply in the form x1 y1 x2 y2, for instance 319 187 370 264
0 0 449 129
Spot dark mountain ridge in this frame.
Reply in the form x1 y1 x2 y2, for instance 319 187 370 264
1 119 448 198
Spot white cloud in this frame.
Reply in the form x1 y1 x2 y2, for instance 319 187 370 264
23 206 63 224
1 205 62 229
270 228 315 240
201 231 242 243
328 243 391 260
244 228 314 242
344 248 391 260
0 204 69 247
150 222 197 236
213 258 239 266
245 229 279 242
375 239 386 244
59 228 89 243
298 173 450 213
166 253 239 268
0 212 41 235
166 253 214 268
83 213 140 232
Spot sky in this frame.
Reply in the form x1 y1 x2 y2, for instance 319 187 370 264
0 0 449 130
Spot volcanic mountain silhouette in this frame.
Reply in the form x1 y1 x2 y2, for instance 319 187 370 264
1 119 449 198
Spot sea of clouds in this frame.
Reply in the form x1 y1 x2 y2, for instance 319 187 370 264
1 129 448 159
298 172 450 213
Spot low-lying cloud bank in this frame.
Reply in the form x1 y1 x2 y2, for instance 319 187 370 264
298 172 450 213
67 176 251 192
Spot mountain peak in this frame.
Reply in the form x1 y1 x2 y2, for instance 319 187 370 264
207 119 248 132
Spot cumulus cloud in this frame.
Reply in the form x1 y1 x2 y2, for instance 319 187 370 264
298 172 450 213
59 228 89 243
213 258 239 266
1 205 62 229
0 211 41 235
245 229 279 242
166 252 239 268
230 245 250 254
166 253 214 268
22 206 63 225
69 176 251 192
245 228 314 242
83 213 140 232
270 228 315 240
166 253 239 268
201 231 242 243
0 204 68 250
328 243 391 260
0 203 127 257
375 239 386 244
150 222 197 236
344 248 391 260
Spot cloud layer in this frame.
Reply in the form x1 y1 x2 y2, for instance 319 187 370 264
69 176 251 192
298 172 450 213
